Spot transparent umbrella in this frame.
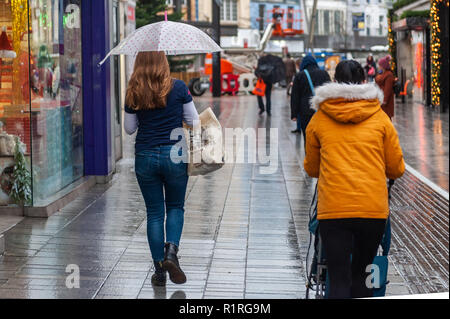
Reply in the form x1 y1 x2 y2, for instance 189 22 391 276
98 13 222 66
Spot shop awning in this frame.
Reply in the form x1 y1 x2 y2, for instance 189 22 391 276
392 17 429 32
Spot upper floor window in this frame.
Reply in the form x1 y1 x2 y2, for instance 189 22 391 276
323 10 330 35
334 11 343 34
379 15 384 35
221 0 238 22
166 0 187 5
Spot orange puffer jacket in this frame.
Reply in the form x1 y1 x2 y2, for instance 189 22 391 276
304 82 405 220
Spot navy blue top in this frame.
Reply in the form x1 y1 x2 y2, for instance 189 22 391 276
125 79 193 153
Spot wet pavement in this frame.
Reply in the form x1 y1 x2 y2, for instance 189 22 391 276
0 90 448 298
393 101 449 191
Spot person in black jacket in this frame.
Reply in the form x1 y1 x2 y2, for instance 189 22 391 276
290 55 330 144
255 54 285 116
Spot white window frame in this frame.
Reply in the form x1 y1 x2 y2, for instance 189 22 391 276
378 15 384 35
166 0 186 6
221 0 238 22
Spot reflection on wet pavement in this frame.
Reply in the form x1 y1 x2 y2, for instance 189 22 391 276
393 102 449 191
0 90 447 298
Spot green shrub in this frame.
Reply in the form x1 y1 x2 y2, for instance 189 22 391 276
393 0 418 11
10 137 31 207
400 10 430 19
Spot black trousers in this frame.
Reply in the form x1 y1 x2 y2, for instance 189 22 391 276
257 82 272 113
319 218 387 299
300 113 313 149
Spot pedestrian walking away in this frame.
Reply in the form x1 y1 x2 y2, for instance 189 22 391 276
255 53 286 116
290 55 330 141
375 55 395 119
283 53 297 95
124 51 199 287
303 60 405 299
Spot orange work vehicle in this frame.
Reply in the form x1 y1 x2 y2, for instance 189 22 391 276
269 8 304 37
189 53 239 96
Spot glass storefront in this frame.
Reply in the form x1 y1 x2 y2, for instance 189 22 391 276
0 0 83 207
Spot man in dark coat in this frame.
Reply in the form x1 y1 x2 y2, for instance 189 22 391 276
290 55 331 143
255 54 285 116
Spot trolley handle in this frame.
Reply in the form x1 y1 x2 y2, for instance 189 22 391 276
388 179 395 200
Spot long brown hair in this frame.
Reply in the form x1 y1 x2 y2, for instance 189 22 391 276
125 51 173 110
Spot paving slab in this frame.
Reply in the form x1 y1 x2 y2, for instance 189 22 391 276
0 90 447 299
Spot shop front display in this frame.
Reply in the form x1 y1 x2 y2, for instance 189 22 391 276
0 0 83 209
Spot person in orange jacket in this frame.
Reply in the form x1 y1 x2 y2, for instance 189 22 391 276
304 60 405 299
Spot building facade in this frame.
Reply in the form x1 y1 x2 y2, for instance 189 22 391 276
304 0 392 50
180 0 250 34
0 0 135 216
392 0 430 106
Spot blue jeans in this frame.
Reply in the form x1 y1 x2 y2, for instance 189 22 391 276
296 113 302 131
135 145 188 262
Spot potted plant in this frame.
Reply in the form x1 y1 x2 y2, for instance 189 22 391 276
10 137 31 211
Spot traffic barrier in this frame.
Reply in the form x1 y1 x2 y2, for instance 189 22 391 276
238 73 257 95
209 73 240 96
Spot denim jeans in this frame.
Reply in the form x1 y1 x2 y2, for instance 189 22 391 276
296 113 302 131
135 145 188 262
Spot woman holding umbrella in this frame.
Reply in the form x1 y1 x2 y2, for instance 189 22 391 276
124 52 199 287
100 14 221 287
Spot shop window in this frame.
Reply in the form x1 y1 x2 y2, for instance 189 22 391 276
0 0 31 206
28 0 83 206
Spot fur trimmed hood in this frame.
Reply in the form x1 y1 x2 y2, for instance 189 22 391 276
311 82 384 110
310 83 384 124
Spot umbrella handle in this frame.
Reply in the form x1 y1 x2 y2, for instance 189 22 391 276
97 52 112 67
165 11 168 21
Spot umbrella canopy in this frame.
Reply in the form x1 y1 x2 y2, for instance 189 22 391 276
256 54 286 84
99 21 222 66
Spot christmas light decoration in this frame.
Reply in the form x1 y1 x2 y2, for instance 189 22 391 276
11 0 28 55
387 10 397 76
430 0 449 106
11 0 29 105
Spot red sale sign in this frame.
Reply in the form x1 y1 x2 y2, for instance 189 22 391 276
127 6 135 22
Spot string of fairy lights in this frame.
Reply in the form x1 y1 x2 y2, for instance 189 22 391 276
430 0 449 106
11 0 29 105
389 0 448 106
387 11 397 77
